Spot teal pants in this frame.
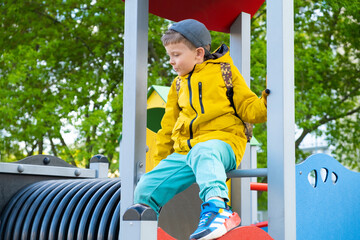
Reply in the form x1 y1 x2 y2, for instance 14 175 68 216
134 139 236 213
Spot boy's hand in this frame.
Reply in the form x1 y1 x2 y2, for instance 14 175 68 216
261 89 270 106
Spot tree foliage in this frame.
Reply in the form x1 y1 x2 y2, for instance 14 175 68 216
0 0 126 171
0 0 359 172
294 0 359 169
250 1 359 171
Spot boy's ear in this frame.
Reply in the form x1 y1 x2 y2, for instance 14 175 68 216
196 47 205 58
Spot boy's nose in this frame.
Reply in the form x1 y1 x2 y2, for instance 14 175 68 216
169 58 175 65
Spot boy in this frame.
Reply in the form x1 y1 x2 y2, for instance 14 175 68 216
133 19 268 240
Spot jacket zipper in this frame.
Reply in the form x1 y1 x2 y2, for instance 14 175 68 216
187 72 196 149
198 82 204 114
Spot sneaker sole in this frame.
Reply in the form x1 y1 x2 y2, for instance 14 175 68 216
191 212 241 240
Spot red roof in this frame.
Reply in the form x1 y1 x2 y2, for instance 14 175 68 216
149 0 265 33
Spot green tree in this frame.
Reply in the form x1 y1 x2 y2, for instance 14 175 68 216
0 0 359 174
294 0 359 169
249 1 359 172
0 0 126 170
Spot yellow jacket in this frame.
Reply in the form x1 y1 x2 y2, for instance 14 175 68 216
153 45 267 166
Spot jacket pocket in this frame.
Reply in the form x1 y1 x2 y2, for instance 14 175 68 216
172 119 185 135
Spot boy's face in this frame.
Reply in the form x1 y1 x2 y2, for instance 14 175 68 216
165 42 204 77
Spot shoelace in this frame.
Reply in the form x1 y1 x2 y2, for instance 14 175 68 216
198 212 213 227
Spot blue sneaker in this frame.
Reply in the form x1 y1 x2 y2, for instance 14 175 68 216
189 201 241 240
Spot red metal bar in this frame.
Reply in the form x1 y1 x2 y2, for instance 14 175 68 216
252 221 269 228
250 182 268 191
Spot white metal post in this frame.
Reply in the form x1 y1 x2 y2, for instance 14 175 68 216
230 12 251 84
230 12 253 226
250 145 258 222
266 0 296 239
120 0 152 239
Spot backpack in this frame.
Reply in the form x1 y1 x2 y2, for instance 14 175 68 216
175 62 253 142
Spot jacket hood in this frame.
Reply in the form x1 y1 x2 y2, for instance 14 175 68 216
192 44 231 73
208 44 229 60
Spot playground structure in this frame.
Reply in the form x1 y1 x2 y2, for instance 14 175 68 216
0 0 359 239
120 0 296 239
119 0 360 239
1 153 359 239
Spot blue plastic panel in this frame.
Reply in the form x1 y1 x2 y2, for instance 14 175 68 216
296 153 360 240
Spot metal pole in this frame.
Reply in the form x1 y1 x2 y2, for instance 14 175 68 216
250 145 259 223
230 12 251 84
230 12 252 226
266 0 296 239
227 168 268 178
120 0 151 239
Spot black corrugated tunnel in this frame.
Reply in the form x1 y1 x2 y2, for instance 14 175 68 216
0 178 121 240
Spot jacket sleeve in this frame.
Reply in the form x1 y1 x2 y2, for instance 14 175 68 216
231 65 267 123
152 80 180 164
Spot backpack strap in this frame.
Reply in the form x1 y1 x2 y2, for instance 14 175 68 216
220 63 253 142
175 77 181 94
175 77 183 110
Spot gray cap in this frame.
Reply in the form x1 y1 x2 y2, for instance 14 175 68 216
169 19 211 48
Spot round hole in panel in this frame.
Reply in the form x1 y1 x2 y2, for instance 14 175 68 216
331 172 338 184
308 170 317 188
320 168 328 182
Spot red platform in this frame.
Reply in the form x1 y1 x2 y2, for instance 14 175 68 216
158 227 177 240
158 226 273 240
217 226 273 240
149 0 265 33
